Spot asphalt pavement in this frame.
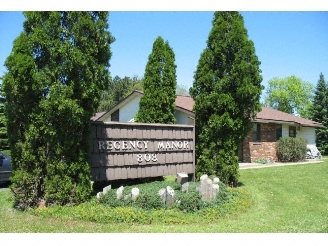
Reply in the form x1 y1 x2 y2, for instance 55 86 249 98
239 159 323 169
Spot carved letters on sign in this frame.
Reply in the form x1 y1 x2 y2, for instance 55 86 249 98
98 140 189 151
98 140 149 150
90 121 195 181
98 140 190 163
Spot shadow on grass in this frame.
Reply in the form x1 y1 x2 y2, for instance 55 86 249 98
91 176 165 195
0 181 11 189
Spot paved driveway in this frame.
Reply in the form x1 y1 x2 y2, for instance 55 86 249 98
239 160 323 169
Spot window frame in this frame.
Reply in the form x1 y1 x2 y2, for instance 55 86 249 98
252 123 261 142
289 126 297 138
276 124 282 141
111 109 119 122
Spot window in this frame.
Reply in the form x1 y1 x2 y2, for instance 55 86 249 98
252 123 261 142
276 124 282 140
289 126 296 138
111 109 119 122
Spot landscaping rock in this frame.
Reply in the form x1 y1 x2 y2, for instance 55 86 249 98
158 188 166 203
200 177 214 200
96 192 103 199
166 186 175 207
212 183 219 198
200 174 208 181
103 185 111 195
116 186 124 199
176 172 189 185
181 182 189 192
213 177 220 184
131 187 140 201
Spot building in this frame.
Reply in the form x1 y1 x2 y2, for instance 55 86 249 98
92 90 323 162
94 90 194 125
241 107 323 162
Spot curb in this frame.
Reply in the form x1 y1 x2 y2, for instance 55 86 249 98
239 160 324 169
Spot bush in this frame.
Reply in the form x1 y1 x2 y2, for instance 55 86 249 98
175 190 202 213
135 193 165 210
32 186 251 225
276 137 307 162
97 179 237 214
254 158 269 164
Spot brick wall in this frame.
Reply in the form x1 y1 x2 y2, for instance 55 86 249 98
241 123 278 162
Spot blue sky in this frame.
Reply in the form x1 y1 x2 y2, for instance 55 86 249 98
1 10 328 101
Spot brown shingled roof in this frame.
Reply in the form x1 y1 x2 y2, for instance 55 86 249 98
128 90 196 113
175 95 194 112
254 107 323 127
92 90 323 127
174 96 323 127
91 111 106 121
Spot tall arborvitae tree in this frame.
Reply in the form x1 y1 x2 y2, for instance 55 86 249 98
190 12 263 186
310 73 328 154
0 82 9 153
135 36 177 124
3 12 114 209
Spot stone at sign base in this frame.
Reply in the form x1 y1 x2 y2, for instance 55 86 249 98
158 186 175 207
212 183 219 198
200 174 208 181
200 177 219 201
213 177 220 184
131 187 140 201
158 188 166 203
176 172 188 185
166 186 175 207
181 182 189 192
116 186 124 199
96 192 103 199
103 185 111 195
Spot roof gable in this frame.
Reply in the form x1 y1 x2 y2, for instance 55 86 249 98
93 90 323 128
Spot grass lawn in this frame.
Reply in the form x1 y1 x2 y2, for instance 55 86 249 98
0 161 327 233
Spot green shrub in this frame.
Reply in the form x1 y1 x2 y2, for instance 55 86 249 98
97 179 235 214
30 177 252 226
175 190 202 213
32 186 251 225
97 189 125 208
254 158 268 164
134 193 165 210
276 137 307 162
97 180 178 210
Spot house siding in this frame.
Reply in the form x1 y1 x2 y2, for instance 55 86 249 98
118 96 141 122
101 95 141 122
174 110 193 125
298 127 316 146
242 123 278 163
241 123 317 163
95 91 321 163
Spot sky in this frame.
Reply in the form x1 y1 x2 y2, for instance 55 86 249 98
1 4 328 102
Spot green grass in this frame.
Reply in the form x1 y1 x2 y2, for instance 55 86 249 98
0 161 327 232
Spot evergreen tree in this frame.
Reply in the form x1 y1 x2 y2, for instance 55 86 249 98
310 73 328 154
190 12 263 186
97 75 144 112
135 36 177 124
0 82 9 153
3 12 114 209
